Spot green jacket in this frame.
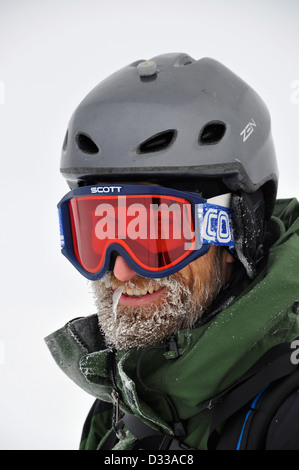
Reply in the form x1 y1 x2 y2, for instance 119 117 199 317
45 198 299 450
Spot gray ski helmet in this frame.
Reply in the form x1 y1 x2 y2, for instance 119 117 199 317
60 53 279 278
61 53 278 205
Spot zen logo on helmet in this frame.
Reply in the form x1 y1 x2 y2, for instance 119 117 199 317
199 205 233 246
91 186 122 194
240 118 256 143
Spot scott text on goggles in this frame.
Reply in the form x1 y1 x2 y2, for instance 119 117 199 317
90 186 123 194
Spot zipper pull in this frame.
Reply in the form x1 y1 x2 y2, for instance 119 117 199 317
111 389 126 440
111 389 120 423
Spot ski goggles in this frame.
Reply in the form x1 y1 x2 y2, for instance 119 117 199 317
57 184 234 280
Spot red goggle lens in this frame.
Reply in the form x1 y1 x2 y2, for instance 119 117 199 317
69 195 196 274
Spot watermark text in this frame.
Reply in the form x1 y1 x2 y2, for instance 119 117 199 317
290 339 299 365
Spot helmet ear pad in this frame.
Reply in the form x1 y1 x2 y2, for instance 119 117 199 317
230 189 266 279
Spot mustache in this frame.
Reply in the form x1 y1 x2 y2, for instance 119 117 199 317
100 270 187 292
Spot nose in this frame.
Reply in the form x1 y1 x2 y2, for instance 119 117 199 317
113 256 136 282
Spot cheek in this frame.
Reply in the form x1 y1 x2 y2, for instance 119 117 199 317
174 252 215 292
173 261 203 292
173 263 193 289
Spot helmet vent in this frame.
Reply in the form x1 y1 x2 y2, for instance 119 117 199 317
75 133 99 154
199 121 226 145
138 130 177 154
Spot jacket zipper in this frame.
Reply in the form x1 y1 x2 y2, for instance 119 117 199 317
108 349 127 440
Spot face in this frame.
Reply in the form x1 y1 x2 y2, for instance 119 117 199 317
91 245 234 350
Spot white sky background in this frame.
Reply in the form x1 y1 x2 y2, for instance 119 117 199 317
0 0 298 450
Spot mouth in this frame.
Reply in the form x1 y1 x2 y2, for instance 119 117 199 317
117 284 166 306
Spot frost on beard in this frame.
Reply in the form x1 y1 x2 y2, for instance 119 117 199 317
90 266 224 350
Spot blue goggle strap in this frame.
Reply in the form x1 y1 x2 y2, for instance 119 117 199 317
58 207 65 249
194 193 234 249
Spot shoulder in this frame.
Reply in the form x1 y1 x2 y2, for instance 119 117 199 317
265 389 299 450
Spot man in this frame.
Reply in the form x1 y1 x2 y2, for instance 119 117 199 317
46 53 299 450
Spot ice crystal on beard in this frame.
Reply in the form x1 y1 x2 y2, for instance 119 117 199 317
112 287 123 322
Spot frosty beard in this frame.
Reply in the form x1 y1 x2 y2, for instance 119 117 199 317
91 248 226 350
